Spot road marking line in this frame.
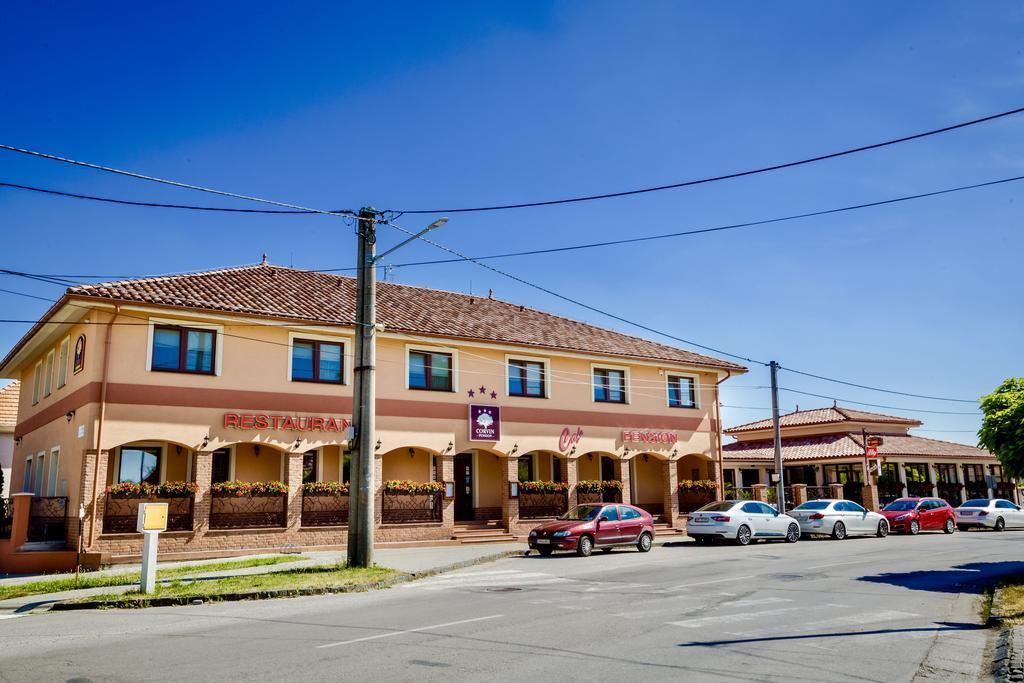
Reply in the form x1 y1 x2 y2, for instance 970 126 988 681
667 575 755 591
667 606 803 628
0 614 24 620
316 614 504 649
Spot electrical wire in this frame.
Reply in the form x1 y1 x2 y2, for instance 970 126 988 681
779 366 978 404
779 387 979 415
389 105 1024 213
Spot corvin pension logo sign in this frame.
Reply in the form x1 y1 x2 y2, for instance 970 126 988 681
469 405 501 441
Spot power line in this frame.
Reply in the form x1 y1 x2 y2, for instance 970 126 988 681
779 366 978 404
778 387 979 415
0 181 337 214
0 144 357 218
389 105 1024 214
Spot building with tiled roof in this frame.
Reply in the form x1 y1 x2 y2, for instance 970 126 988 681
0 381 17 497
722 404 1016 509
0 261 744 570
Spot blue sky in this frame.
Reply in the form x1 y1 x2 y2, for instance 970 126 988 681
1 2 1022 443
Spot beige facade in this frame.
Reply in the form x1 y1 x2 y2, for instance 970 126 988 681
1 273 743 566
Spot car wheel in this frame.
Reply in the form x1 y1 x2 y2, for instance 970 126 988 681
957 524 969 532
576 535 594 557
785 523 800 543
944 519 955 534
876 520 889 538
537 546 554 556
736 525 752 546
831 521 847 540
995 517 1006 532
909 520 920 535
637 532 653 553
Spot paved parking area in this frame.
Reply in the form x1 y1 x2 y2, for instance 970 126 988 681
1 531 1021 681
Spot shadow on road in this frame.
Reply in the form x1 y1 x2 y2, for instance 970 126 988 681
858 561 1024 594
677 621 983 648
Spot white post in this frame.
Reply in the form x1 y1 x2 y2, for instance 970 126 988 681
140 531 159 594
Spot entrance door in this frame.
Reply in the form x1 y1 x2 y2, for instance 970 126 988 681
454 453 474 521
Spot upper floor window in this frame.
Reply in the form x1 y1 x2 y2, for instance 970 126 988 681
409 350 452 392
43 350 54 398
508 359 545 398
152 325 215 374
593 367 626 403
292 339 343 384
118 446 161 484
32 361 42 405
667 375 696 408
57 337 70 389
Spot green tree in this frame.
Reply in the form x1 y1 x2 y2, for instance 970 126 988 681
978 378 1024 478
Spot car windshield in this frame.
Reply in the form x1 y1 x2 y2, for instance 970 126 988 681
962 499 991 508
883 500 919 511
794 501 831 510
696 501 736 512
559 505 601 521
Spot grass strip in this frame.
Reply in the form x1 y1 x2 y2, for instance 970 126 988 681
0 555 301 601
74 565 400 608
995 576 1024 625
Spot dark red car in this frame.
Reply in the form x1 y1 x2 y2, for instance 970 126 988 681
528 503 655 556
879 497 956 535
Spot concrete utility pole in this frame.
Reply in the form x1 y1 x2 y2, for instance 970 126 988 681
769 360 786 512
347 210 448 568
348 207 378 568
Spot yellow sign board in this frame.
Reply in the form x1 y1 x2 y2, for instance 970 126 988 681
136 502 169 532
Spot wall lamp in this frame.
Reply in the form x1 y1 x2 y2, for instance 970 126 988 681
201 435 210 449
294 438 303 450
510 444 518 456
14 436 22 446
65 410 76 423
444 441 454 454
375 439 382 451
254 444 262 457
408 448 416 459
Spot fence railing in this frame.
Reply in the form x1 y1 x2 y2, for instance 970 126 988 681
27 496 68 543
381 492 442 524
301 493 349 527
519 491 568 519
679 489 716 513
103 494 194 533
209 492 287 529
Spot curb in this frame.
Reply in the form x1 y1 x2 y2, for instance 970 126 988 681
50 549 523 611
990 581 1024 682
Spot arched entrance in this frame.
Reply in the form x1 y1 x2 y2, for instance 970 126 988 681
630 452 668 517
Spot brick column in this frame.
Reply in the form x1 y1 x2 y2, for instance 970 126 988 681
561 457 578 508
440 453 455 532
861 483 880 511
791 483 808 506
662 458 679 526
285 452 304 531
373 453 384 528
828 483 845 499
707 458 723 499
80 448 109 548
191 450 213 533
501 456 519 530
614 457 631 505
751 483 768 502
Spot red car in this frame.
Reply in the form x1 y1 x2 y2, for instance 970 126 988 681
879 497 956 535
528 503 655 556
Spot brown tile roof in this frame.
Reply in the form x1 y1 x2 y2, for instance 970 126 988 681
724 405 922 434
0 381 19 431
10 264 744 372
722 431 992 462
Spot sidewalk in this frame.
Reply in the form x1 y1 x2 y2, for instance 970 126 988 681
0 543 526 617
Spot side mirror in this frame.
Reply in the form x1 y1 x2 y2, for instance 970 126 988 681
773 510 779 517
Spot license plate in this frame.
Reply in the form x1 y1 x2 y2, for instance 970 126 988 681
690 518 708 525
536 538 551 544
960 511 974 516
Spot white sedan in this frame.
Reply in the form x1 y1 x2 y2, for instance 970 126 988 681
688 500 801 546
789 499 889 539
955 498 1024 531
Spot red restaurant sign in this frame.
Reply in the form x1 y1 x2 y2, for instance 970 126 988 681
622 430 678 444
223 413 351 433
559 427 584 453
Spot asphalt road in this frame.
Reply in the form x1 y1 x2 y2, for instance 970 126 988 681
2 530 1023 682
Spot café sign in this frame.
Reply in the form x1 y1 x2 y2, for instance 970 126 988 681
559 427 584 453
622 429 678 445
469 405 501 441
223 412 351 433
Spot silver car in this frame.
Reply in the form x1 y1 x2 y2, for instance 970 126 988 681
789 499 889 539
955 498 1024 531
688 500 801 546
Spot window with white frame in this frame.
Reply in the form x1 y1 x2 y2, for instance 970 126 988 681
43 350 55 397
57 337 70 389
291 339 344 384
408 349 454 392
507 358 547 398
33 454 45 496
32 361 42 405
667 374 697 408
47 447 60 496
23 456 33 492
